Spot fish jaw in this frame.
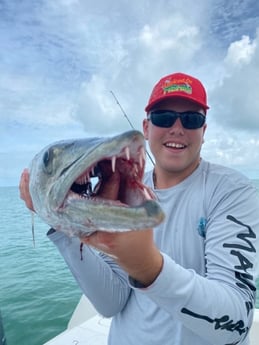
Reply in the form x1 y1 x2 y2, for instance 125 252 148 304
29 130 165 237
60 200 164 237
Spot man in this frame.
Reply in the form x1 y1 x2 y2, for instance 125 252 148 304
20 72 259 344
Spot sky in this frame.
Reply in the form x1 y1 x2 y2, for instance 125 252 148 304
1 0 259 186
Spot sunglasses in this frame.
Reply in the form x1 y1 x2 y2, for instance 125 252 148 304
147 110 206 129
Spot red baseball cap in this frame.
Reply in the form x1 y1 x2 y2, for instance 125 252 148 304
145 72 209 113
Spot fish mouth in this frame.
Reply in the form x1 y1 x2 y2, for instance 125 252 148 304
30 130 164 234
65 139 155 208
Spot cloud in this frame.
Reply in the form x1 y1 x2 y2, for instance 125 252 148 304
225 35 257 66
139 20 201 54
203 126 259 166
71 10 205 135
1 0 259 185
209 31 259 130
2 0 252 132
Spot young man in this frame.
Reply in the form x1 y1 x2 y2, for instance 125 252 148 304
20 72 259 344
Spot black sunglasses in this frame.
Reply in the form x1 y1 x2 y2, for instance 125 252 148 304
147 110 206 129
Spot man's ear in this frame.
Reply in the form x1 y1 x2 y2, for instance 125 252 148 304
202 123 207 144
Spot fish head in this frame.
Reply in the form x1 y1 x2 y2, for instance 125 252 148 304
29 130 165 237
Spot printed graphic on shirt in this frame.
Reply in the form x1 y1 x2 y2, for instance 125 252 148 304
223 215 256 293
180 214 256 341
181 307 248 338
197 217 207 238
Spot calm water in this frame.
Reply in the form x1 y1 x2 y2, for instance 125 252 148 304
0 181 259 345
0 187 81 345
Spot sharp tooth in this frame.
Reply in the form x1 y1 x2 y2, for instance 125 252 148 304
111 156 116 172
125 146 130 160
139 155 143 169
91 166 95 176
139 146 145 168
133 164 138 177
143 187 151 200
86 181 92 196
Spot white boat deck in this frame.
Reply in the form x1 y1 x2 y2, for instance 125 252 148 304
44 315 110 345
44 295 259 345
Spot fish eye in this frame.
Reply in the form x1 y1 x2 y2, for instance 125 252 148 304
42 149 53 174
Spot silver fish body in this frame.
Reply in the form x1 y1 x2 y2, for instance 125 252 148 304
29 130 165 237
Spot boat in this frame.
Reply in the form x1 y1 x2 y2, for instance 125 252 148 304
44 295 259 345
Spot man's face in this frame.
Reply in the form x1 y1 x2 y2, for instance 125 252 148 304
143 98 207 179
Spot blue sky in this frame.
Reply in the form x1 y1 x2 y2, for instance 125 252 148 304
1 0 259 186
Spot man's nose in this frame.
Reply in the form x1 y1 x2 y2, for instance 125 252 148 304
169 118 184 133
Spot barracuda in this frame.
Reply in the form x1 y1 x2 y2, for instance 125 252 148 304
29 130 165 237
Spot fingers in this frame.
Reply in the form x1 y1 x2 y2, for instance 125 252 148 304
81 228 153 258
82 231 114 247
82 229 163 286
82 231 115 255
19 169 35 211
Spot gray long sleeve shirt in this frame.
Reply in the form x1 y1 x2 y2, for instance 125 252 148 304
48 160 259 344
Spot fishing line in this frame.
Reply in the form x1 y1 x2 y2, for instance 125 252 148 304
31 210 35 247
110 91 155 166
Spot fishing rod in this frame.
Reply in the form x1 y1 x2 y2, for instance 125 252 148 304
110 90 155 166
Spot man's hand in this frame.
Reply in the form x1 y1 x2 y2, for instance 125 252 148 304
81 167 163 286
82 229 163 287
19 169 35 211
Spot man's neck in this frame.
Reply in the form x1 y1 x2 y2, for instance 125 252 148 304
153 158 201 189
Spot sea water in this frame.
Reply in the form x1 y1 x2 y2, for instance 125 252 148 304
0 181 259 345
0 187 81 345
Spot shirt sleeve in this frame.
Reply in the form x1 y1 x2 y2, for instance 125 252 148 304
48 230 131 318
129 181 259 345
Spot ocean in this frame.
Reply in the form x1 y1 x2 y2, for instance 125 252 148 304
1 181 259 345
0 187 81 345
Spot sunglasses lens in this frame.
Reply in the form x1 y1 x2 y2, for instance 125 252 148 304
149 111 205 129
150 113 177 128
181 113 206 129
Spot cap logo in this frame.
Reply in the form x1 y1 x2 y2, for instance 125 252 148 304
163 78 193 95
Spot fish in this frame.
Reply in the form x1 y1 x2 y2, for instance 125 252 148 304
29 130 165 238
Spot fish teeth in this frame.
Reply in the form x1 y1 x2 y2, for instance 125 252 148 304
125 146 130 160
139 146 145 169
143 187 152 200
76 172 90 185
111 156 116 173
